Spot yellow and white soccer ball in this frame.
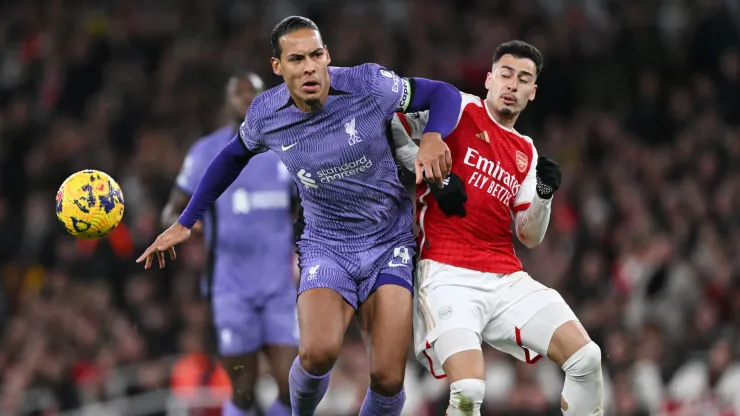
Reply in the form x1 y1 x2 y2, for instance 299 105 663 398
55 169 125 238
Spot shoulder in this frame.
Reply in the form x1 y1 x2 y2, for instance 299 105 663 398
327 64 385 93
460 92 484 109
335 63 387 79
248 84 291 120
512 130 535 148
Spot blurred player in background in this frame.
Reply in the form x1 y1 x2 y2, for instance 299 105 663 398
161 73 298 416
392 41 604 416
139 16 462 416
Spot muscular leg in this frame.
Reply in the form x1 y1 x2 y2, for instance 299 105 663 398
289 288 354 415
220 353 260 416
357 283 412 416
264 345 298 416
521 303 603 416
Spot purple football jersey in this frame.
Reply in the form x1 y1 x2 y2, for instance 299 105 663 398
176 125 296 298
238 63 416 308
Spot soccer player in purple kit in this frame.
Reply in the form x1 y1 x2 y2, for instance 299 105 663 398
161 73 298 416
138 16 463 416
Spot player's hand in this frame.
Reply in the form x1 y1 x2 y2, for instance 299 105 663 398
415 132 451 187
136 222 191 269
430 173 467 218
535 155 561 199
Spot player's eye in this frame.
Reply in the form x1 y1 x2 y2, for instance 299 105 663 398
501 72 512 78
519 78 530 84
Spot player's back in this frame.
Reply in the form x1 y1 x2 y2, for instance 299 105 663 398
243 64 414 254
415 95 538 274
178 126 295 298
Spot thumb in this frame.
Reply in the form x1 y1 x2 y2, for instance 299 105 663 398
414 160 423 184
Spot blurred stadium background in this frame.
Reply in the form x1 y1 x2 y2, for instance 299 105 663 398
1 0 740 415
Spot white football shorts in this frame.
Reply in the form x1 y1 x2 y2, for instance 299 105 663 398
413 259 578 378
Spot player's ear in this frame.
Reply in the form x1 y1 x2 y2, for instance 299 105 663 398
324 46 331 65
529 84 537 101
271 57 282 76
484 72 492 90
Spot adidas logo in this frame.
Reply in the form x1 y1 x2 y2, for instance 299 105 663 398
475 131 490 143
297 169 318 189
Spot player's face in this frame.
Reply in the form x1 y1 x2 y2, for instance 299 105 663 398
271 28 331 111
484 54 537 116
226 77 258 124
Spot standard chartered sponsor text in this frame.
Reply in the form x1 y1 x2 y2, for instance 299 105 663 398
317 155 373 184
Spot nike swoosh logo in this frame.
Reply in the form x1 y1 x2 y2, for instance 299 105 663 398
281 143 298 151
388 261 407 268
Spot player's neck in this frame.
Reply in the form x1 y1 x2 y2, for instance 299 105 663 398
485 99 518 130
292 89 330 112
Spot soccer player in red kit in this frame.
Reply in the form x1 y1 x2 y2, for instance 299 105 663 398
390 41 604 416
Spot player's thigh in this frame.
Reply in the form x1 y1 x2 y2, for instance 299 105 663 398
297 248 359 372
212 294 264 357
296 288 354 372
437 329 486 383
357 283 412 392
482 275 577 364
413 260 490 378
534 304 589 366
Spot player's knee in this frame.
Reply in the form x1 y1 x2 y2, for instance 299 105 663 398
449 379 486 411
369 369 405 396
299 342 342 375
562 342 602 381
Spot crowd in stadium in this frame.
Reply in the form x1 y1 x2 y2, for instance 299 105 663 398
0 0 739 415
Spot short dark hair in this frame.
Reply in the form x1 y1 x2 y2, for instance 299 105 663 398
271 16 320 59
493 40 544 77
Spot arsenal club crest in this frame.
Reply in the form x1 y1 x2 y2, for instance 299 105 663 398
516 151 528 173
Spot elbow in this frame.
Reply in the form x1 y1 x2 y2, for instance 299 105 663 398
517 231 543 249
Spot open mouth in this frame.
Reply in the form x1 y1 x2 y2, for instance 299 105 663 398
302 81 320 93
502 94 516 105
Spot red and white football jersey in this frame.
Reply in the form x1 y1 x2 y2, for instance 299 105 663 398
399 93 538 274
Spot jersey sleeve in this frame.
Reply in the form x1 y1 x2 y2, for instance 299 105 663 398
512 141 539 212
394 111 429 140
238 103 267 154
389 112 425 172
175 141 209 196
367 63 413 116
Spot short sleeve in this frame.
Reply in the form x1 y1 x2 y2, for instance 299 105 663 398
239 107 267 154
367 63 413 116
175 142 209 195
512 142 539 212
